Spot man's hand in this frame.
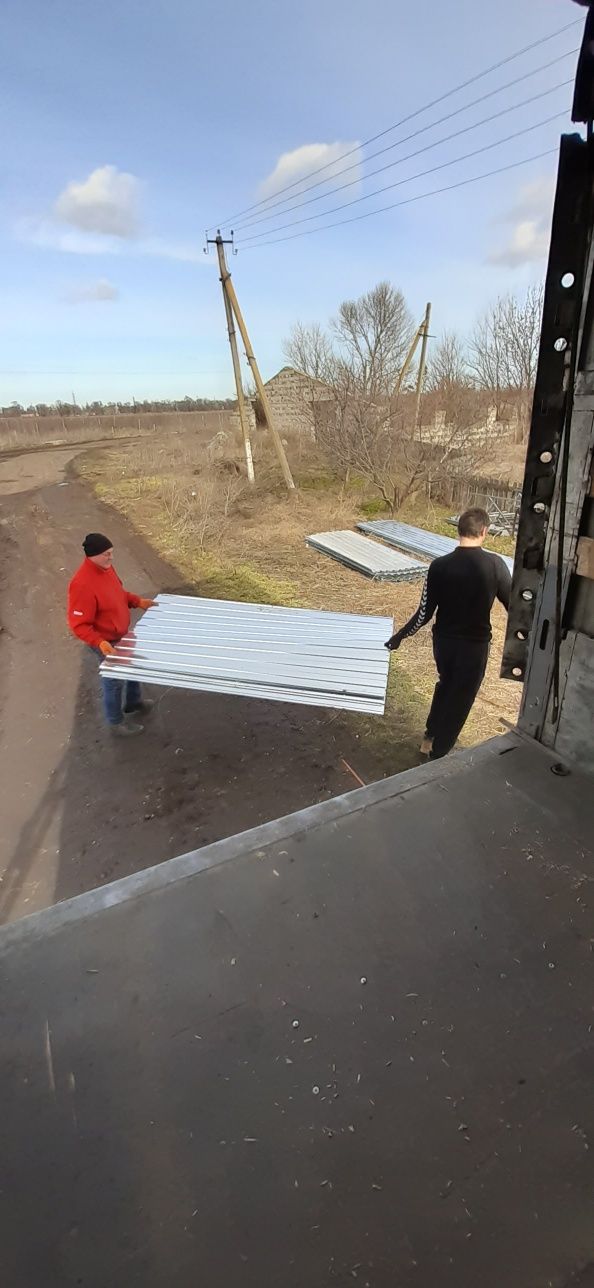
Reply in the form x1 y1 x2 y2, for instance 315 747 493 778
139 598 157 610
385 635 401 652
99 640 116 656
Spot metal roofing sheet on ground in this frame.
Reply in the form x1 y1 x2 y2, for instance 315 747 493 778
357 519 515 575
306 529 426 581
100 593 393 715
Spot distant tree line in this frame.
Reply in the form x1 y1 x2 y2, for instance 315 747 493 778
0 396 236 418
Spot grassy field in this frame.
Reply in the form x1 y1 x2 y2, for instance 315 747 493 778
75 432 520 775
0 409 235 452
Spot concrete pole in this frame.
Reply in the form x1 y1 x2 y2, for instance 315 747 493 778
414 302 432 436
215 238 255 485
394 325 422 395
216 237 295 492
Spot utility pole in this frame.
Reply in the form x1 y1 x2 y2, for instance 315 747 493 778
413 302 432 435
211 234 255 486
394 324 423 395
208 232 295 492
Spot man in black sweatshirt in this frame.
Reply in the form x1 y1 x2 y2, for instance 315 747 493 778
385 507 511 760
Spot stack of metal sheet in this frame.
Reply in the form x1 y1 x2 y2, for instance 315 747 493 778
100 593 393 715
306 530 426 582
357 519 515 575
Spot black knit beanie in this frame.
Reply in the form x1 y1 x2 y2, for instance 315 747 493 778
83 533 113 557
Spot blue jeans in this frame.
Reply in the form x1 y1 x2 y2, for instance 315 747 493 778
92 647 142 726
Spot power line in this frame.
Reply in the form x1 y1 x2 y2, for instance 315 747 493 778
235 148 558 249
0 370 230 376
234 80 572 236
238 111 567 244
210 16 582 228
232 51 577 231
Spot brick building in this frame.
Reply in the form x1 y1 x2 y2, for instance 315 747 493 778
253 366 334 438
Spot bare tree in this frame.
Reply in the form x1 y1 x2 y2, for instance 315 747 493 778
424 330 491 455
332 281 414 398
284 322 335 384
469 284 543 437
503 284 543 392
427 330 469 393
285 282 488 513
284 283 415 484
285 283 414 395
314 384 490 513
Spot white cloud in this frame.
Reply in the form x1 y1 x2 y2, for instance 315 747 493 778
15 164 208 264
139 236 204 263
66 278 119 303
54 165 141 238
489 220 550 268
15 217 204 263
258 141 361 199
506 176 555 221
488 176 555 268
16 218 117 255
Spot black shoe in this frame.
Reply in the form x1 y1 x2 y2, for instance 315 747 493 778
124 698 154 715
111 720 144 737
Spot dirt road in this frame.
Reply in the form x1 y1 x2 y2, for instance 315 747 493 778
0 443 388 924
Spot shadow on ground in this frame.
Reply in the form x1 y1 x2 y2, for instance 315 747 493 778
0 461 426 923
0 635 425 919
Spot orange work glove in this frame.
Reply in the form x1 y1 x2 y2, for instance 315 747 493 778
99 640 116 656
138 598 157 610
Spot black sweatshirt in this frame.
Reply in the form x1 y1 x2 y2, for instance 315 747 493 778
390 546 511 646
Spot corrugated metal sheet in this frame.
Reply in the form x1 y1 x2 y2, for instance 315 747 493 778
357 519 515 575
306 530 426 581
100 594 392 715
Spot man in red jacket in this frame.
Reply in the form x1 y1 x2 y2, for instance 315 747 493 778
68 532 156 737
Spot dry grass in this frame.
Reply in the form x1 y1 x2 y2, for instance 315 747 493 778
0 409 236 453
0 419 149 452
480 440 528 485
76 429 520 773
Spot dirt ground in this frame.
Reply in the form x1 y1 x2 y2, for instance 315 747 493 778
78 433 520 761
0 442 400 925
0 436 520 925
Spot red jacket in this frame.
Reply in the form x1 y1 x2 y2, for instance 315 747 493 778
67 559 141 648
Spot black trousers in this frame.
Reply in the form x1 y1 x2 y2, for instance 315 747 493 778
425 635 489 760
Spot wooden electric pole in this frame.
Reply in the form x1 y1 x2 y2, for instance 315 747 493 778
210 234 255 485
209 233 295 493
413 301 432 435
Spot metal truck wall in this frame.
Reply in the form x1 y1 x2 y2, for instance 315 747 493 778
503 132 594 770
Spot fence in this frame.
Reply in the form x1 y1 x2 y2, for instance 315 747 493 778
0 410 236 451
430 474 521 534
431 474 519 511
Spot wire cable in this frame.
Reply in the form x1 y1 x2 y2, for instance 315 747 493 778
233 53 577 231
234 80 572 235
235 148 558 249
209 17 582 228
238 112 567 244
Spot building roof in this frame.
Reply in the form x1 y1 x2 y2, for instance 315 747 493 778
264 366 332 394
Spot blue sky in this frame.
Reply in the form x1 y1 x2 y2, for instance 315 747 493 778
0 0 583 407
